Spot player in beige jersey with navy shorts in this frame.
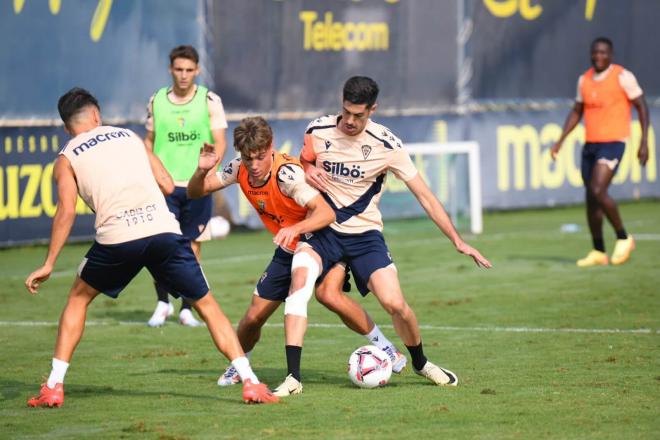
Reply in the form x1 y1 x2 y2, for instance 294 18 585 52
24 88 277 407
292 76 492 387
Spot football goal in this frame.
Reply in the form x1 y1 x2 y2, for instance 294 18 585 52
381 142 483 234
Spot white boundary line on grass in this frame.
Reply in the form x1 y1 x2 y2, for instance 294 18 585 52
0 320 656 334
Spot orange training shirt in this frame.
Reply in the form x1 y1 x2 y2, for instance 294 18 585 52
580 64 632 142
237 152 310 251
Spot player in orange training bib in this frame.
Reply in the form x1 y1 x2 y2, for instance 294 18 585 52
551 37 650 267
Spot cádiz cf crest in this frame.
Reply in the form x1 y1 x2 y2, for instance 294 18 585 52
361 145 372 160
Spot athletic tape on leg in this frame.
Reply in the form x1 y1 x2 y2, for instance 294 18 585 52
284 252 320 317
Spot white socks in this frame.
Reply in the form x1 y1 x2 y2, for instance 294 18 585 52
47 358 69 388
365 325 394 351
232 356 259 384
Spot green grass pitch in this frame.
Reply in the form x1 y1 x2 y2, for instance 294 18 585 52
0 202 658 439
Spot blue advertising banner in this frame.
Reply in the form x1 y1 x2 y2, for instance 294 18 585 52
0 0 206 121
467 0 660 100
1 107 658 245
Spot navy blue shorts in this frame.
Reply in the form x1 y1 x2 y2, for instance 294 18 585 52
79 233 209 300
165 187 212 241
301 228 393 296
255 247 293 302
581 142 625 185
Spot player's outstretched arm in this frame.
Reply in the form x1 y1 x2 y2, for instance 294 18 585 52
405 174 492 268
146 147 175 195
551 102 584 160
631 95 650 165
187 142 225 199
273 194 335 249
25 157 78 294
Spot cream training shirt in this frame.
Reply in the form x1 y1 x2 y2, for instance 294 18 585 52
301 115 418 234
59 125 181 244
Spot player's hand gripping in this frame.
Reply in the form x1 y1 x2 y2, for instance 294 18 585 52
198 142 220 172
273 225 301 249
25 264 53 295
305 165 330 192
455 241 492 268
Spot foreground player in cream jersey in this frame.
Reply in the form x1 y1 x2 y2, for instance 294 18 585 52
24 88 277 407
294 76 493 386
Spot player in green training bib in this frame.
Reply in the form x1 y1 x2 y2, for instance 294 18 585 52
144 45 228 327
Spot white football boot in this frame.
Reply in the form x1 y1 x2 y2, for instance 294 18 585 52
179 308 203 327
273 374 303 397
382 345 408 374
147 301 174 327
217 364 241 386
414 361 458 386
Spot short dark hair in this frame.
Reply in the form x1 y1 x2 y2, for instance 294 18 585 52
169 45 199 65
234 116 273 156
343 76 379 108
57 87 100 126
591 37 613 51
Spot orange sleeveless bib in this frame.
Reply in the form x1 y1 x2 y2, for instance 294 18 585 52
581 64 632 142
238 152 309 251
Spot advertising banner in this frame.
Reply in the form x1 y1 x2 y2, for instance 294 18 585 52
207 0 458 114
0 0 205 121
1 107 658 245
467 0 660 100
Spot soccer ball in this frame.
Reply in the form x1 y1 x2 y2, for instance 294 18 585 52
347 345 392 388
209 216 230 239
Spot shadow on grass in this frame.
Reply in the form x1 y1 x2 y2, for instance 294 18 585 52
0 379 237 405
505 254 576 264
151 367 403 389
90 309 153 322
0 379 34 400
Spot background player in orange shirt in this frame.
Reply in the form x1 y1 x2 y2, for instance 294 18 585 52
551 37 649 267
188 117 406 397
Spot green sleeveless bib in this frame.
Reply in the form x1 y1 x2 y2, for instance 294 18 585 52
153 85 212 181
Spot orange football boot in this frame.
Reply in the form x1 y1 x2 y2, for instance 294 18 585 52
27 383 64 408
242 379 279 404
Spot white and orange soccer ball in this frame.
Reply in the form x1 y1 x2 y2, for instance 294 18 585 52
347 345 392 388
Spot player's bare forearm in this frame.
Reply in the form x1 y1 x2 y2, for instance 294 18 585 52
414 188 493 268
189 143 225 198
301 157 330 191
632 95 650 137
45 205 76 268
187 167 224 199
422 195 461 245
143 130 155 151
297 195 336 234
406 175 461 245
413 188 490 268
632 96 650 165
187 167 210 199
45 158 79 267
273 195 335 248
557 103 584 146
146 148 174 195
